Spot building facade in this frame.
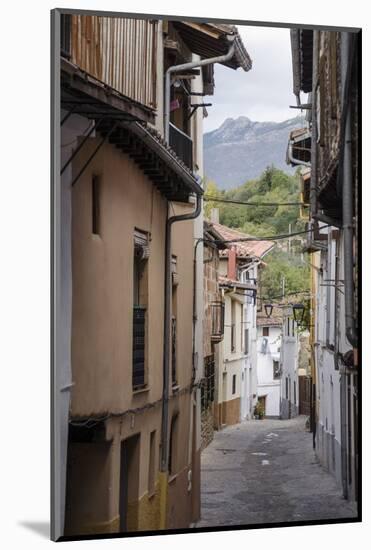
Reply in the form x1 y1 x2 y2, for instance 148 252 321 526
210 221 275 427
256 312 282 418
280 310 300 419
54 12 251 538
289 29 359 502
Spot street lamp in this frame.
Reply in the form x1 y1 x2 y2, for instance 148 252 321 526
264 303 274 318
292 303 305 326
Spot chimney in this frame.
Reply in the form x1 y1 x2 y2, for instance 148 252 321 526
227 246 237 280
210 208 219 224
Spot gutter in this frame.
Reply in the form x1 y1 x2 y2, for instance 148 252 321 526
164 36 236 143
160 193 202 473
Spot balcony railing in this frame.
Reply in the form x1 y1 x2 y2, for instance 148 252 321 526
169 123 193 170
132 306 146 388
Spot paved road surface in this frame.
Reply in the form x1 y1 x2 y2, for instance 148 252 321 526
196 416 357 528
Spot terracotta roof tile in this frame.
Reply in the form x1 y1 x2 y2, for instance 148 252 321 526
210 222 275 259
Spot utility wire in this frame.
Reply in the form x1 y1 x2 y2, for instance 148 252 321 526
204 195 304 207
202 224 330 244
257 290 312 302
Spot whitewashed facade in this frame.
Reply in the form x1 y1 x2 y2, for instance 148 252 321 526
256 321 282 417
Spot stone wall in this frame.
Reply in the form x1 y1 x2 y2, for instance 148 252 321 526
201 405 214 451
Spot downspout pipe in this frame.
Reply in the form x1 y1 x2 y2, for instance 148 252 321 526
310 30 319 451
164 37 236 143
339 30 356 501
160 192 202 472
310 31 319 219
287 141 311 167
341 32 357 348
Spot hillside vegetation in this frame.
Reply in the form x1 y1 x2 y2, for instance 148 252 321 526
205 165 310 304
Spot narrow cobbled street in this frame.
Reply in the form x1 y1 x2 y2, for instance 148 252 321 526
197 416 357 527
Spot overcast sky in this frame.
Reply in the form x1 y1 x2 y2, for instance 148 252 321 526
203 25 296 133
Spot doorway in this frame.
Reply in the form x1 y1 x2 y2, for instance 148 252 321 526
119 434 140 532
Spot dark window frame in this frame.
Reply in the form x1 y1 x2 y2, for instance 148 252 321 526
232 374 237 395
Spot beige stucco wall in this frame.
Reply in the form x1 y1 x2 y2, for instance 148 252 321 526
67 136 198 534
71 138 167 416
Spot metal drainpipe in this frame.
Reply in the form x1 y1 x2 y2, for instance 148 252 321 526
309 30 319 451
339 30 354 501
310 31 319 219
164 36 236 143
287 141 311 167
342 33 357 349
160 193 202 472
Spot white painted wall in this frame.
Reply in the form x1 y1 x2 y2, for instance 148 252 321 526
257 325 282 417
240 263 259 420
280 315 299 418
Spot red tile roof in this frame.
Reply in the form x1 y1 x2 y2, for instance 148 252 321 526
210 222 275 260
257 310 283 327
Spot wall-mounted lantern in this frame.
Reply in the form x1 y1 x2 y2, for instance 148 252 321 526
264 303 274 318
292 303 305 325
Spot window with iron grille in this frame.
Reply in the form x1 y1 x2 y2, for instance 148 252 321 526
211 301 225 341
232 374 237 395
201 356 215 411
132 306 146 388
132 230 149 389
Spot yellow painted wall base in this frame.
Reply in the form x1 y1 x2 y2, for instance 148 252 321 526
158 471 169 530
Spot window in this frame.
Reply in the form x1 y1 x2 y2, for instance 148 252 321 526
285 377 289 399
148 431 156 495
263 326 269 337
244 328 249 355
291 319 295 336
132 230 149 389
231 301 236 353
169 414 179 475
201 356 215 412
92 175 101 235
273 360 280 380
240 304 244 351
287 318 290 336
211 301 225 341
232 374 236 395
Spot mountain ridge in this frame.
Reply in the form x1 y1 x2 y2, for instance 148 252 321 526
203 115 305 189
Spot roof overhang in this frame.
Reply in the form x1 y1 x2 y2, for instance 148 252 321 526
219 277 256 291
61 57 155 124
203 221 229 249
173 21 252 72
291 29 313 96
